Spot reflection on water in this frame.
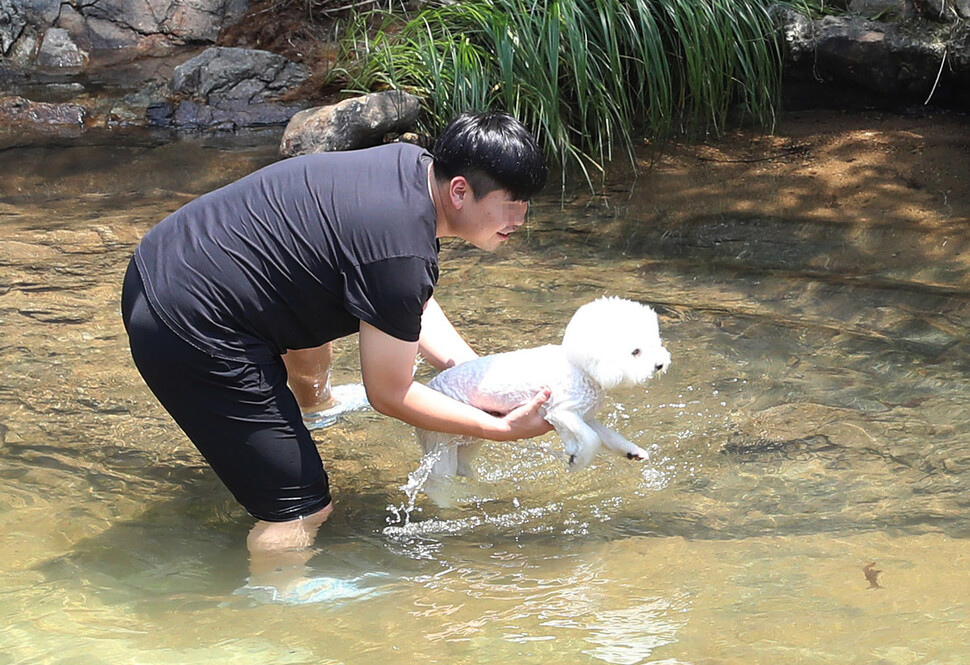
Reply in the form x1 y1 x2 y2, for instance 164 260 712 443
2 117 969 664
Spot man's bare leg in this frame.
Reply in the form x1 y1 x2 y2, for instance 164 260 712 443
247 502 334 554
282 343 335 413
246 502 334 592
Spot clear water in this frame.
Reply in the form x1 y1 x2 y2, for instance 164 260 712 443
1 119 969 664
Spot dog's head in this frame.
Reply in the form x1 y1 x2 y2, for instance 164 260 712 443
562 297 671 390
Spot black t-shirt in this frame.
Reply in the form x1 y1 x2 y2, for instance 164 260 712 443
134 143 439 363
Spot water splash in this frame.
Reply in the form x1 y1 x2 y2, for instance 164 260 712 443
385 441 447 532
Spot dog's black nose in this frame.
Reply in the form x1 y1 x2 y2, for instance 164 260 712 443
654 362 666 372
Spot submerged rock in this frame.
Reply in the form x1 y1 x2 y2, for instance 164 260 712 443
280 90 423 157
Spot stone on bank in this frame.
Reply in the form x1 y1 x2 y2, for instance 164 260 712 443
280 90 423 157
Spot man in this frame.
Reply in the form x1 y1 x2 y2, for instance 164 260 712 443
121 112 552 554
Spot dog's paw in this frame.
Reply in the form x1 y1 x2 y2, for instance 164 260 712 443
624 444 651 461
566 450 597 471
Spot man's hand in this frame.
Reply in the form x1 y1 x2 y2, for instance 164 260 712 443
359 321 551 442
496 388 553 441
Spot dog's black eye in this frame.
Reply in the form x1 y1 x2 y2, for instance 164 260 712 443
632 349 641 357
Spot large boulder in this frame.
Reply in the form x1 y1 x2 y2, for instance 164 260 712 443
170 46 307 99
70 0 247 50
280 91 423 157
151 46 308 129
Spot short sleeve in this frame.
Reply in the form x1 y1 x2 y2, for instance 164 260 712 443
343 256 438 341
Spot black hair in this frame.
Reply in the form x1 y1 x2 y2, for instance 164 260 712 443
432 111 548 201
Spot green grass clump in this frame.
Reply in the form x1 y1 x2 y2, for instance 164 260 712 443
332 0 816 181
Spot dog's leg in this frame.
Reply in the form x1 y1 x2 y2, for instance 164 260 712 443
588 419 650 460
418 430 460 476
418 429 483 477
548 411 602 470
455 441 483 477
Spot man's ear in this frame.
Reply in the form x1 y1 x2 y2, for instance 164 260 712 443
448 176 472 209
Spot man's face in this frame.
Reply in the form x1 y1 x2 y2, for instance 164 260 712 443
461 188 530 251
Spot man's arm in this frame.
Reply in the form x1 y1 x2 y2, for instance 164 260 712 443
359 321 551 441
417 296 478 370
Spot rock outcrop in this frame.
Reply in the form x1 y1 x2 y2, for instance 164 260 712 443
1 0 249 68
148 46 308 129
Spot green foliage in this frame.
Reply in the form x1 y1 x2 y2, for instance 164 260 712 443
331 0 813 180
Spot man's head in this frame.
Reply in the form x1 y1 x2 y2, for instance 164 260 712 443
432 112 548 202
431 112 548 250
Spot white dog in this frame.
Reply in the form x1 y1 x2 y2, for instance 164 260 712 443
417 297 671 476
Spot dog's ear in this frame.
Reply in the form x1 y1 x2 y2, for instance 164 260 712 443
564 345 620 389
584 356 626 390
563 298 612 387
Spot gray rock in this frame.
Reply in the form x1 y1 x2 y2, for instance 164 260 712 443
280 91 423 157
18 0 60 26
948 22 970 70
770 5 815 63
0 0 26 54
146 100 175 126
35 27 87 68
170 97 304 129
166 46 308 128
171 46 307 100
774 10 962 101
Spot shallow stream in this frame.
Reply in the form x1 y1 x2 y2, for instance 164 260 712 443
1 113 968 664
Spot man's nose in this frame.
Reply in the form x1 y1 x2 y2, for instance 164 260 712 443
505 202 529 224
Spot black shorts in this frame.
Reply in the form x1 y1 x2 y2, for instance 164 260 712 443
121 260 331 522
